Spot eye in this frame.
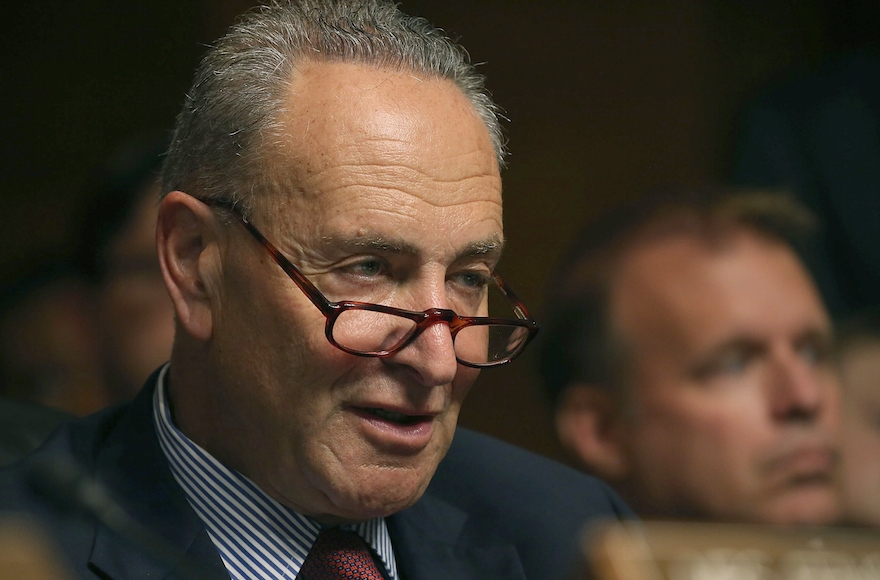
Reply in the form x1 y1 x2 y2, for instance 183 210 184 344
344 258 386 278
715 352 749 375
796 338 829 366
691 345 759 382
449 270 491 294
798 343 819 364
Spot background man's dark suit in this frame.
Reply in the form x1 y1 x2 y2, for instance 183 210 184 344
0 370 631 580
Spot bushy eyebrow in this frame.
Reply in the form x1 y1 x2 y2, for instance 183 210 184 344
320 232 504 262
457 236 504 261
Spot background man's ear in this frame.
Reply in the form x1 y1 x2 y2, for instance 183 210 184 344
156 191 222 342
555 384 629 481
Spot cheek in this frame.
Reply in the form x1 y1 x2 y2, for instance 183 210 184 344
451 366 480 403
212 285 358 440
634 388 768 477
841 418 880 484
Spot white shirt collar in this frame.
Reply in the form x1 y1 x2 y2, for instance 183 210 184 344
152 365 399 580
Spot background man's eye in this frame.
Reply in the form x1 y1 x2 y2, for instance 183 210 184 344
797 342 827 365
718 355 748 374
798 345 817 364
693 351 752 381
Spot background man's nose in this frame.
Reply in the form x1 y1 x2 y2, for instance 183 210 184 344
768 349 827 423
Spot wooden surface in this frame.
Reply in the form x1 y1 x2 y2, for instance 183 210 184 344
0 516 73 580
583 521 880 580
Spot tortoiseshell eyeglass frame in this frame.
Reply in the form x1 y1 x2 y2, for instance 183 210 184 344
206 198 539 368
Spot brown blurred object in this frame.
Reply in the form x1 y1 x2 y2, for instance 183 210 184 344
583 520 880 580
0 516 74 579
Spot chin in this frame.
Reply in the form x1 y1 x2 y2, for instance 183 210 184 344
759 488 840 525
321 465 434 523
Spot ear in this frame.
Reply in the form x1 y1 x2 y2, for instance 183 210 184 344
156 191 222 342
555 384 629 481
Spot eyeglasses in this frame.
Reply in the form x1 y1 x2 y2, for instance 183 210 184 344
209 199 539 368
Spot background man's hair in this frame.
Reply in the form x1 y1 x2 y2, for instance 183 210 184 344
78 134 167 283
538 186 818 407
161 0 506 213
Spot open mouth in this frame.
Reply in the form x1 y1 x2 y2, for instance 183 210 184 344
364 407 430 426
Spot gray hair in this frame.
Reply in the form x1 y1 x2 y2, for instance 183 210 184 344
161 0 506 211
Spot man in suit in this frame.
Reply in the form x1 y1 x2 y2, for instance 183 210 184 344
0 1 631 579
540 190 841 525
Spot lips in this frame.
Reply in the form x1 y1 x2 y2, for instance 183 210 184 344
783 449 835 480
762 444 838 488
348 405 437 452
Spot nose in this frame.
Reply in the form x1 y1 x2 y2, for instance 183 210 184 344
386 319 459 386
384 280 460 387
768 348 833 423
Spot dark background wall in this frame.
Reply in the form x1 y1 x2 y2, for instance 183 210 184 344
3 0 875 463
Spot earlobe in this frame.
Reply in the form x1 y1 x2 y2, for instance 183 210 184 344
555 384 629 481
156 191 221 342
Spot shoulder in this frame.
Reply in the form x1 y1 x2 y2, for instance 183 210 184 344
414 428 632 579
0 371 158 516
436 427 631 518
0 402 129 502
430 428 632 530
0 398 72 468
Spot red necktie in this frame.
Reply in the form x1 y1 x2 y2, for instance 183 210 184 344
298 528 386 580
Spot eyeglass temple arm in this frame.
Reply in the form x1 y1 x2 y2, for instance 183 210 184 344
204 198 335 314
491 271 534 321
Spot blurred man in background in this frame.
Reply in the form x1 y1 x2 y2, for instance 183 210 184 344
540 190 841 524
0 136 174 415
78 136 175 404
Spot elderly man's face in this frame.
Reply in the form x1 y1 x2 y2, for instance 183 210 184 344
610 229 839 524
206 62 502 523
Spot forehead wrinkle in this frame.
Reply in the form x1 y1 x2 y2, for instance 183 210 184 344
311 160 500 193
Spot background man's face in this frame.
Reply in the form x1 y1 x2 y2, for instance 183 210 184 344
838 337 880 525
610 229 839 524
207 61 503 523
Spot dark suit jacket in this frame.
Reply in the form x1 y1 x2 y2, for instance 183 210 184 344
0 370 632 580
0 397 70 467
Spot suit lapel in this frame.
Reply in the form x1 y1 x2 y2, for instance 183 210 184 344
86 373 229 580
387 489 527 580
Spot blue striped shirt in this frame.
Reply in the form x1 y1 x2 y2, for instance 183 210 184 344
152 365 399 580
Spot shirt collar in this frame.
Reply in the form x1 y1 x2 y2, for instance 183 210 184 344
152 365 399 579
